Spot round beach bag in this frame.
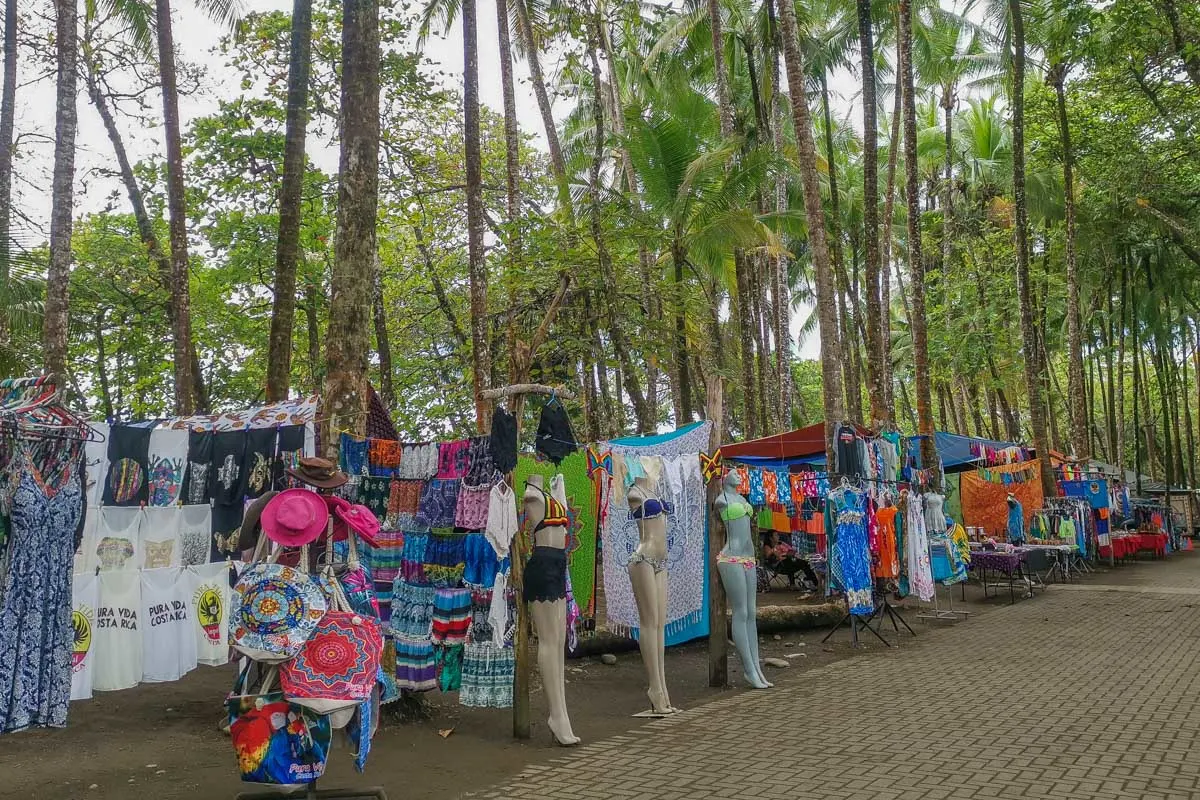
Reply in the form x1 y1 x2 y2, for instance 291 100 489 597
229 562 327 664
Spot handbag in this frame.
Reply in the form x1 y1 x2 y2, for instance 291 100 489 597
280 564 383 716
229 537 327 664
227 664 331 785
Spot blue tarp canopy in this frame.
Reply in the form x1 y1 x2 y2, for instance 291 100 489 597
907 431 1027 470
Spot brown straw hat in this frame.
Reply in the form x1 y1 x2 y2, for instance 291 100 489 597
286 456 349 490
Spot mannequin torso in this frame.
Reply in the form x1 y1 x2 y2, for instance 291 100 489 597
714 485 755 560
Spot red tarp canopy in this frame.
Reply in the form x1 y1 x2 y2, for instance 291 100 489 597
722 422 874 460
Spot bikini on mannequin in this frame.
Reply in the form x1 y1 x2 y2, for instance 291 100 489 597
522 474 580 746
626 475 677 715
713 470 772 689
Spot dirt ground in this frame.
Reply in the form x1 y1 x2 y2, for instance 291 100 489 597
0 558 1155 800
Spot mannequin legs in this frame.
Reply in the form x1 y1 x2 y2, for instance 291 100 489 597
530 599 580 745
629 561 672 713
719 561 771 689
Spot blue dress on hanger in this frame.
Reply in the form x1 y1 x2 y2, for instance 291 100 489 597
833 487 874 616
0 462 83 732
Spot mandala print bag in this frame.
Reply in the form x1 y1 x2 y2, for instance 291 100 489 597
229 538 327 664
227 664 331 785
337 531 381 619
280 567 383 716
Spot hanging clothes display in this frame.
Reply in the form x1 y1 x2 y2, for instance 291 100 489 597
904 491 935 602
178 504 213 567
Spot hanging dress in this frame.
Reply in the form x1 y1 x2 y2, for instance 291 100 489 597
832 488 874 616
0 457 83 732
904 491 935 602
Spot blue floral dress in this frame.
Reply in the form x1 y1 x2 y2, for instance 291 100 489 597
832 487 874 616
0 462 82 732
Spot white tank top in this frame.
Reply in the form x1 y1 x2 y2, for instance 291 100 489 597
140 567 197 683
93 570 143 692
95 506 143 572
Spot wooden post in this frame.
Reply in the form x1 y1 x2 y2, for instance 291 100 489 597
705 374 728 687
481 383 577 740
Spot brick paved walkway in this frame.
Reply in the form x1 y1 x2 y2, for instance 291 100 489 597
474 556 1200 800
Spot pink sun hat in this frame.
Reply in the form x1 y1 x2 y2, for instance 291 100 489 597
322 495 381 547
261 489 331 548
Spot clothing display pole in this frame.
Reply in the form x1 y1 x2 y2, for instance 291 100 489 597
480 382 577 741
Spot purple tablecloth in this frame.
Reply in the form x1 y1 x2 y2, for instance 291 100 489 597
968 550 1022 576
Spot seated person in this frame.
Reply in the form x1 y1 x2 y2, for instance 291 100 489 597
762 531 819 590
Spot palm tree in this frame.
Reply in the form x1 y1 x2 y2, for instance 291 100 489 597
856 0 888 426
898 0 938 473
912 8 992 271
1006 0 1055 495
44 0 79 378
321 0 380 454
777 0 845 461
462 0 489 430
266 0 315 402
0 0 17 346
1038 0 1093 460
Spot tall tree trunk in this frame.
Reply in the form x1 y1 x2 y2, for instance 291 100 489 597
940 84 954 269
1118 256 1128 467
497 0 521 399
321 0 379 456
779 0 844 462
372 254 394 408
463 0 489 431
94 310 113 420
821 73 861 423
857 0 886 426
766 0 791 428
84 47 209 410
305 279 321 394
986 386 1000 439
0 0 17 346
1105 271 1118 460
1052 66 1088 460
587 15 650 432
513 0 569 205
155 0 196 415
267 0 314 402
44 0 78 379
1186 325 1198 490
1008 0 1054 496
735 250 759 438
880 32 903 416
672 238 692 422
600 21 661 429
899 0 937 475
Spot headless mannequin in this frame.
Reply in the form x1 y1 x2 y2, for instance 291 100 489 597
626 475 675 715
522 474 580 746
714 471 771 689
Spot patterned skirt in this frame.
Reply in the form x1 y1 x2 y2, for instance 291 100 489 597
430 587 471 645
394 636 437 692
459 642 515 708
